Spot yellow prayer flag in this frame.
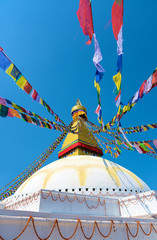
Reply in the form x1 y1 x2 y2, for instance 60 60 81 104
106 123 110 129
143 127 147 131
40 98 43 105
118 105 121 114
98 117 103 125
112 116 116 123
123 104 130 113
5 63 21 81
6 64 14 80
16 76 27 90
94 80 101 94
113 72 121 91
148 124 154 129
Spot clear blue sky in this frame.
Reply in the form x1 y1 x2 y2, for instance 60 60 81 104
0 0 156 190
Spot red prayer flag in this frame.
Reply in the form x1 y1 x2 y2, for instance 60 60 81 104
152 69 157 87
24 82 32 94
139 80 146 98
112 0 123 40
32 89 38 100
95 104 100 114
77 0 94 45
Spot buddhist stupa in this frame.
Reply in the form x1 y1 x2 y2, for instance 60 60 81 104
0 100 157 240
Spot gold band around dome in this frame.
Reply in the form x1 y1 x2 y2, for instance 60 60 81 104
71 99 87 115
71 105 87 115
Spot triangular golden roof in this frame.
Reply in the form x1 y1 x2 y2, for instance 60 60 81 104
58 100 103 158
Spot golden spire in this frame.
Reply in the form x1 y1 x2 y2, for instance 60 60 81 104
58 100 103 158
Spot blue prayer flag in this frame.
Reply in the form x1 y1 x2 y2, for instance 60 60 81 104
0 52 11 71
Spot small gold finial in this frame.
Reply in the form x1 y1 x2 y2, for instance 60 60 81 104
76 99 82 106
71 99 87 120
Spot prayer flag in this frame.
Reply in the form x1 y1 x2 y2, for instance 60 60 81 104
93 33 105 72
31 89 38 100
153 139 157 148
144 75 152 93
0 51 11 71
134 143 143 154
117 26 123 55
123 104 130 113
0 97 6 106
139 80 146 98
145 142 155 151
152 69 157 87
16 75 27 90
94 80 100 94
0 105 8 117
139 143 149 154
113 72 121 91
95 70 104 83
117 54 122 72
131 90 139 104
112 0 123 40
5 63 20 81
95 104 101 117
77 0 94 44
116 93 121 107
149 142 157 153
24 82 32 94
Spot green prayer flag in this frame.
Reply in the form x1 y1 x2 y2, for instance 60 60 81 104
139 143 149 152
0 105 8 117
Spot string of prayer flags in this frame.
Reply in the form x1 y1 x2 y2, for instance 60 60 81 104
112 0 123 107
120 138 157 156
77 1 105 126
0 96 65 131
117 144 157 159
148 140 157 153
119 68 157 120
95 135 120 158
88 105 122 133
100 137 157 158
118 124 134 148
87 118 157 159
116 122 157 134
0 130 68 200
77 0 94 45
0 48 65 125
133 141 157 155
93 33 105 127
130 68 157 105
0 103 64 131
94 82 103 126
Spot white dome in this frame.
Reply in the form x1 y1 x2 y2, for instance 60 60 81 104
15 155 150 195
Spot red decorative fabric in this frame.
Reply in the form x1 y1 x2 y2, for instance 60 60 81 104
24 82 32 94
112 0 123 40
32 89 38 100
139 80 146 98
152 69 157 87
77 0 94 44
58 141 103 158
